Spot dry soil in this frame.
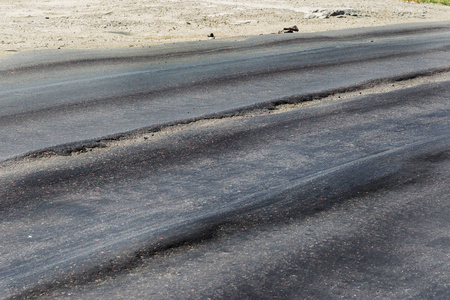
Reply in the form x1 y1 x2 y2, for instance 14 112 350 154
0 0 449 57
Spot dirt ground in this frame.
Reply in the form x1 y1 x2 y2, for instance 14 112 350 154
1 0 449 58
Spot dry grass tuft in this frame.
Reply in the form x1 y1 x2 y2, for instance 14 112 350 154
404 0 450 6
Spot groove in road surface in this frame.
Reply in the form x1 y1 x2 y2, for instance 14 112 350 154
2 69 448 166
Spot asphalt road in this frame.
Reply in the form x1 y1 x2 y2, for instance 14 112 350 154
0 22 449 299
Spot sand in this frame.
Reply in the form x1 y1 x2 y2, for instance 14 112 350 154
0 0 449 58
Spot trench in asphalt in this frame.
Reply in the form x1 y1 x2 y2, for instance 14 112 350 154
2 69 448 165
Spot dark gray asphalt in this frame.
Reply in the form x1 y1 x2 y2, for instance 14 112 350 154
0 22 449 299
1 22 450 162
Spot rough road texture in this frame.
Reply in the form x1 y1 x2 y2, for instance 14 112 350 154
1 22 449 299
1 0 450 58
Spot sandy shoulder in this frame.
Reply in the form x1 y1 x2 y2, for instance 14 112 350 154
0 0 449 58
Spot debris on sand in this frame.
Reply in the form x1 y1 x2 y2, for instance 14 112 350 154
305 8 365 19
278 25 299 34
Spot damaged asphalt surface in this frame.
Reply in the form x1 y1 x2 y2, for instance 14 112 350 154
0 22 449 299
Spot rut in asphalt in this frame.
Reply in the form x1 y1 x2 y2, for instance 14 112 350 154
2 69 448 165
